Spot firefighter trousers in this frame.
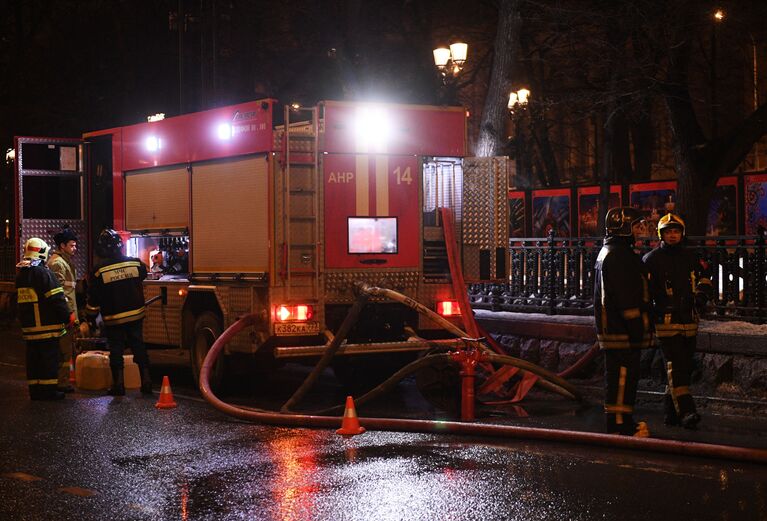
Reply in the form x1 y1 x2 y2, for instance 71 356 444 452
659 334 697 418
26 338 60 398
105 319 149 372
603 349 641 434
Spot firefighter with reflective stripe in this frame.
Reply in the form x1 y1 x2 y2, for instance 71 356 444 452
642 213 712 429
594 207 652 437
86 229 151 396
15 238 74 400
48 226 79 393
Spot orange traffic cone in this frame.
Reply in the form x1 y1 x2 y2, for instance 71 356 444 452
155 376 177 409
336 395 365 436
68 358 76 385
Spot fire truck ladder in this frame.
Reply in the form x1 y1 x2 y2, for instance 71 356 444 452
282 105 320 302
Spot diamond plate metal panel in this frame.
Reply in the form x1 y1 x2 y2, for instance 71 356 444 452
325 271 419 302
21 219 88 279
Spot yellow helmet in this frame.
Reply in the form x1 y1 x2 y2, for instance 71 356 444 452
23 237 50 262
657 213 685 239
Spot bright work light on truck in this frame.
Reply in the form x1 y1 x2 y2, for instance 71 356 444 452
275 304 314 322
145 136 162 152
355 105 391 153
217 123 233 140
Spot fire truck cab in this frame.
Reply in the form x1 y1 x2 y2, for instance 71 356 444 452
12 99 510 388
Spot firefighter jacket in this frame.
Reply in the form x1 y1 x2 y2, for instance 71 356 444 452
47 250 78 315
86 255 148 326
15 262 71 341
593 236 652 349
642 241 713 338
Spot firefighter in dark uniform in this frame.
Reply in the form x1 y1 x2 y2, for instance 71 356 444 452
15 238 74 400
594 207 652 437
85 229 152 396
642 213 712 428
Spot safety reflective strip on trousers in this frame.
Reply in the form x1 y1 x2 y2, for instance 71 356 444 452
616 366 627 425
667 361 680 414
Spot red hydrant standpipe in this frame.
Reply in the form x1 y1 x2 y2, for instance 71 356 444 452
199 314 767 464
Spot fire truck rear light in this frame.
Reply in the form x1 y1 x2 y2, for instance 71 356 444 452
436 300 461 317
275 304 314 322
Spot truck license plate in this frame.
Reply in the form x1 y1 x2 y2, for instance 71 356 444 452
274 322 320 336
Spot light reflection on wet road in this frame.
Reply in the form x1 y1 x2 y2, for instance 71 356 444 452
0 333 765 521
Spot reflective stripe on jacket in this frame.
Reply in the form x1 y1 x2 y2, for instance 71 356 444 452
593 236 652 350
86 255 148 326
47 251 78 315
642 242 713 337
16 264 70 341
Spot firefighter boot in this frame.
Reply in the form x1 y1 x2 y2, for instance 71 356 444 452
677 394 700 429
139 367 153 396
663 394 679 426
107 367 125 396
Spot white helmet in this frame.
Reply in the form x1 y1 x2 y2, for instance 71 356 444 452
23 237 50 262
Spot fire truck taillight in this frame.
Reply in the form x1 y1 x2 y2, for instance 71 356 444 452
436 300 461 317
275 304 314 322
178 288 187 297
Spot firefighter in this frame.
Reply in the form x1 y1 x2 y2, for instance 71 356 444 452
594 207 652 437
48 226 79 393
85 229 152 396
15 238 74 400
642 213 712 428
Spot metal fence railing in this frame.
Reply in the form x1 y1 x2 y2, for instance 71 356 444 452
469 230 767 323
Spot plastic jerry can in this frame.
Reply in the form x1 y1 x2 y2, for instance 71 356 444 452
74 351 140 390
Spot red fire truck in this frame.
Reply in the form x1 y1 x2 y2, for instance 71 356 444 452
10 99 510 388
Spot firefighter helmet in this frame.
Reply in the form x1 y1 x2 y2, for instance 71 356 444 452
23 237 50 262
657 213 685 239
95 228 123 258
604 207 644 237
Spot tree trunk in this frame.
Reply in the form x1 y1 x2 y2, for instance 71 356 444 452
475 0 520 157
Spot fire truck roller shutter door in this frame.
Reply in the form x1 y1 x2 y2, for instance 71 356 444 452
125 167 189 231
191 156 269 273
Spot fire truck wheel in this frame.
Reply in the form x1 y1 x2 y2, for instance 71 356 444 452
191 311 227 392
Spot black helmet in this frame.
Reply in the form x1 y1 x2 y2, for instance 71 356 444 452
53 225 78 247
95 228 123 258
605 207 644 237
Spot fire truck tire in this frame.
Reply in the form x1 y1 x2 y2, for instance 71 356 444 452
192 312 227 392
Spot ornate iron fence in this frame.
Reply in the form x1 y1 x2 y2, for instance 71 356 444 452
469 231 767 323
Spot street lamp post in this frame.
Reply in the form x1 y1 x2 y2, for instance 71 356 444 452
508 88 531 188
432 42 469 105
432 42 469 81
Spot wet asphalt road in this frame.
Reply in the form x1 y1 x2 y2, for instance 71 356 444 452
1 325 766 520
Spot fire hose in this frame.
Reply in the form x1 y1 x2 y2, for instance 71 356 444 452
199 313 767 464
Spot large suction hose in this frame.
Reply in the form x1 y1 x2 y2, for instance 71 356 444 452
198 314 767 464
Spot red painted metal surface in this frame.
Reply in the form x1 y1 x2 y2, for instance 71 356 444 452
321 101 466 156
323 154 420 268
117 100 275 172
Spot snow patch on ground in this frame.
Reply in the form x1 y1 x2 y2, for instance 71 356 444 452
474 309 767 337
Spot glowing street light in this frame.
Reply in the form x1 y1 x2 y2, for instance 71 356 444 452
508 88 531 112
433 42 468 77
